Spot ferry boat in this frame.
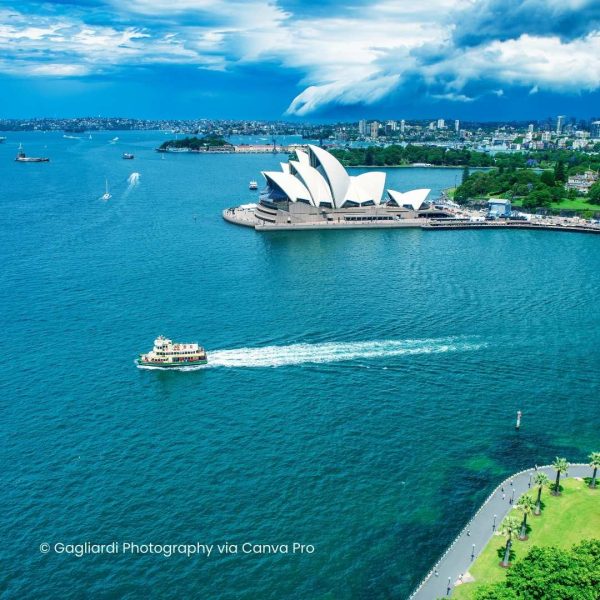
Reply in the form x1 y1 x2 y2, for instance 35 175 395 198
15 143 49 162
249 180 258 190
122 152 135 160
136 336 208 368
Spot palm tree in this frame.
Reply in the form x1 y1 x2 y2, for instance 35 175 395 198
499 516 520 567
516 495 536 540
551 457 569 495
589 452 600 489
533 473 550 515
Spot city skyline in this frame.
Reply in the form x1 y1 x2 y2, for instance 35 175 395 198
1 0 599 119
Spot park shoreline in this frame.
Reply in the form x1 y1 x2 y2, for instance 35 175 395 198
408 463 590 600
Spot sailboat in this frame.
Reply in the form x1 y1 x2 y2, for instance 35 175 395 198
101 178 112 201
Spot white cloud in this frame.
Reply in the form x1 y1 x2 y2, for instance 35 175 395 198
0 0 598 113
421 32 600 98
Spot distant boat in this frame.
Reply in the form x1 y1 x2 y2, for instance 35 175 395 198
0 136 6 143
15 143 49 162
249 180 258 190
63 134 80 140
101 178 112 201
122 153 135 160
88 134 92 140
109 137 119 144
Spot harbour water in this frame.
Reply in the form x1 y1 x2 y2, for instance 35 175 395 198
2 131 599 599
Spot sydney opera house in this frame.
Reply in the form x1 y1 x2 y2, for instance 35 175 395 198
224 145 450 230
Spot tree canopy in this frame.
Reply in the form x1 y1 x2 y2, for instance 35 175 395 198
474 539 600 600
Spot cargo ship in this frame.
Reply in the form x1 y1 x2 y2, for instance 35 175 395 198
136 336 208 368
15 143 49 162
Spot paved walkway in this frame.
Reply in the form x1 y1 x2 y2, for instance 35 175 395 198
409 463 590 600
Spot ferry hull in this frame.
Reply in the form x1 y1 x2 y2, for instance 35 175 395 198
136 357 207 368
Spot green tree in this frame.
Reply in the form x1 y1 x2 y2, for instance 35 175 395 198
533 472 550 515
523 189 552 209
540 170 555 187
516 495 536 540
589 451 600 489
552 457 569 495
506 541 600 599
499 516 521 567
462 165 470 183
587 181 600 203
554 160 567 183
475 540 600 599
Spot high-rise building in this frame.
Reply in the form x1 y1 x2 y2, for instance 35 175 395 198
526 123 534 141
556 115 566 135
454 119 460 132
592 121 600 139
428 122 436 131
400 119 405 134
358 119 367 135
437 118 445 129
370 121 379 138
386 120 397 132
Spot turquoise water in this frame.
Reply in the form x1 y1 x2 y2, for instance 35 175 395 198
2 131 599 599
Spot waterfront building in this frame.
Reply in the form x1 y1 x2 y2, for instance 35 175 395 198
224 145 446 230
566 171 598 194
488 199 512 217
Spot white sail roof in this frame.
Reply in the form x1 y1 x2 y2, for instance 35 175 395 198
295 148 310 165
289 160 333 206
343 178 374 205
262 171 313 204
308 145 350 208
351 172 386 204
387 188 430 210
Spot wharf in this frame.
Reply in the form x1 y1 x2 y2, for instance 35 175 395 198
223 207 600 234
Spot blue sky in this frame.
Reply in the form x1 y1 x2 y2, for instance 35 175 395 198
1 0 599 120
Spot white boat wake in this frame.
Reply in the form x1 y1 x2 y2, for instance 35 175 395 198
137 337 485 371
123 172 141 197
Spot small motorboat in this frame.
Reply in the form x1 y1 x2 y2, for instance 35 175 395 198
101 178 112 201
249 180 258 190
122 153 135 160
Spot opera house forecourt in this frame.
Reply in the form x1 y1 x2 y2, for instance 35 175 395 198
223 145 452 230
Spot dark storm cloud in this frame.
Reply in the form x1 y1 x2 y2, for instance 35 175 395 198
452 0 600 47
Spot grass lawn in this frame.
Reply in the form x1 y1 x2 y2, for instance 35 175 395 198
452 478 599 599
512 198 600 211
